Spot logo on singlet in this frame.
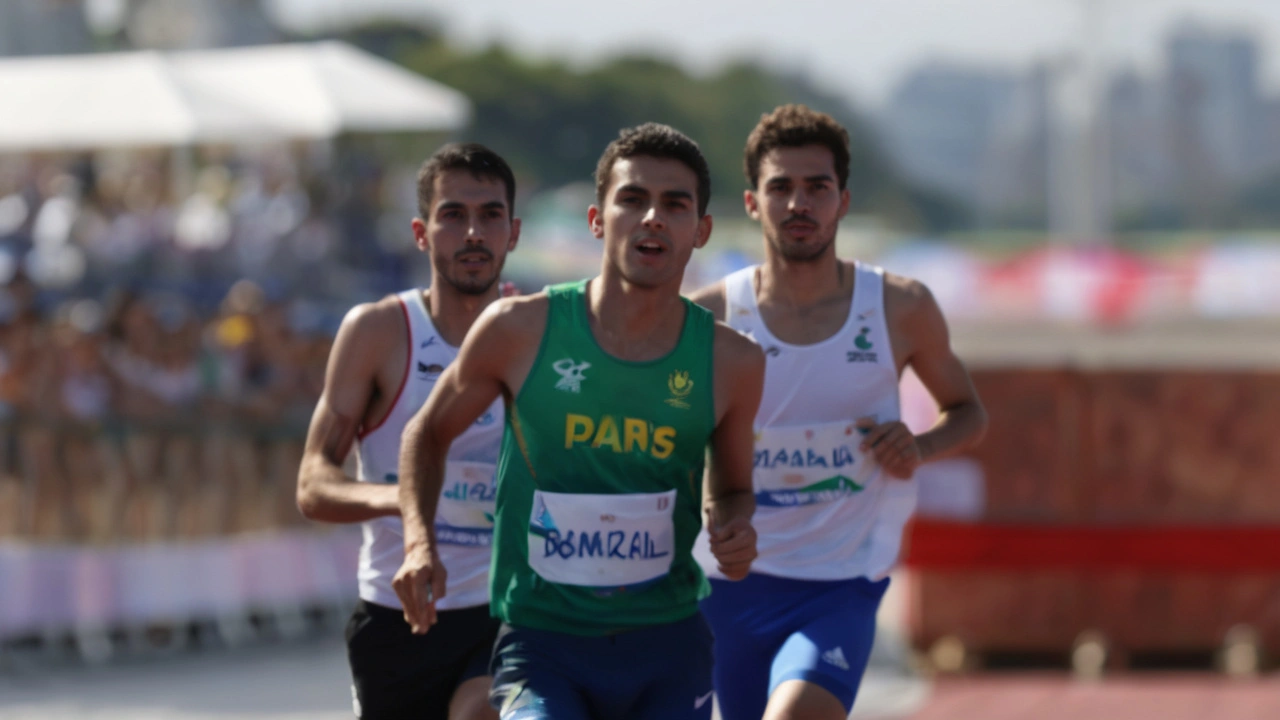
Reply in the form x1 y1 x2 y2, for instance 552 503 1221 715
665 370 693 409
553 358 591 393
417 360 444 380
847 327 878 363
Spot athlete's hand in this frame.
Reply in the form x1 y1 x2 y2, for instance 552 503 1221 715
708 516 757 581
857 417 923 480
392 543 447 634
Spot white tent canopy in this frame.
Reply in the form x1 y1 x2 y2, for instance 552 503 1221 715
0 41 471 151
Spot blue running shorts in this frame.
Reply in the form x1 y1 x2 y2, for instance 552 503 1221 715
489 612 715 720
701 573 889 720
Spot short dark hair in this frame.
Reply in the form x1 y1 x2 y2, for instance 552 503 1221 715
594 123 711 216
416 143 517 218
744 104 850 191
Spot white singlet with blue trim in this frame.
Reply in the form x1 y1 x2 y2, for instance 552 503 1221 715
694 263 915 581
355 289 504 610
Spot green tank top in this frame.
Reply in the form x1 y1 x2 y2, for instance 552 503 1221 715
490 280 717 635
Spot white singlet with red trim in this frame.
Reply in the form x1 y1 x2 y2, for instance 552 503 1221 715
355 289 504 610
694 263 916 581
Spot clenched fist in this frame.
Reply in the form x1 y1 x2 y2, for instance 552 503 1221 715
392 544 448 634
857 417 923 480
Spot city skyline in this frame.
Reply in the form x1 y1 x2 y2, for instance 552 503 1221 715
270 0 1280 108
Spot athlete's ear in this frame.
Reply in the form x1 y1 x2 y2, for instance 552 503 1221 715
587 205 605 240
507 217 522 252
411 217 429 252
838 187 851 220
744 190 761 222
694 213 712 250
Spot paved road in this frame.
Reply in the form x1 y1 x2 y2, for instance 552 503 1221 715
915 674 1280 720
0 636 355 720
0 630 928 720
6 634 1274 720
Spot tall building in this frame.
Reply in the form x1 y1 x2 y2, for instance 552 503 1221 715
121 0 280 50
879 63 1019 210
981 62 1054 226
1106 68 1173 215
1165 24 1263 192
0 0 93 56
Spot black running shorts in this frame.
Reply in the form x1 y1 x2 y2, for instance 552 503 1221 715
346 600 499 720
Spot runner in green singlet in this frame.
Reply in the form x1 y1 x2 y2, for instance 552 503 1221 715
394 123 765 720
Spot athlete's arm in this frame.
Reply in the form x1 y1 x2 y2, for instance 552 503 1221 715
704 324 765 581
394 296 544 633
296 302 401 523
687 281 727 322
862 278 988 478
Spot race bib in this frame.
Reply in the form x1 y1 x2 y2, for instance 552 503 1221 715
528 489 676 588
435 462 497 547
753 421 877 507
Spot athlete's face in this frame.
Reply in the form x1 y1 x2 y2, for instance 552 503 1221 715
588 156 711 290
413 170 520 296
746 145 849 263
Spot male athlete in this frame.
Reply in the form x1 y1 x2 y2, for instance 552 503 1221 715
394 123 765 720
691 105 989 720
296 143 520 720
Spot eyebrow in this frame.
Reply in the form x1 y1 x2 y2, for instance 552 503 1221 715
617 183 693 198
614 184 650 197
435 200 508 212
766 174 835 185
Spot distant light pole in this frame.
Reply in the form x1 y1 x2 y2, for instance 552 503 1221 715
1049 0 1112 244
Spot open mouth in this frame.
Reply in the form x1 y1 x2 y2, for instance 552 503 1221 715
635 239 666 256
456 252 492 268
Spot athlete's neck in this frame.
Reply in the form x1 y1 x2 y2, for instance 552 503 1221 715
584 273 686 362
422 283 499 347
758 249 850 309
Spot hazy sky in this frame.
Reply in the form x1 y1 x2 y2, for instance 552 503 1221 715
271 0 1280 108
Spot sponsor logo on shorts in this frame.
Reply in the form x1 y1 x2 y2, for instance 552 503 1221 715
694 690 714 710
822 646 851 671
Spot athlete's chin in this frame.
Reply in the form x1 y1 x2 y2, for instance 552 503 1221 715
446 274 499 296
619 266 679 290
772 239 833 263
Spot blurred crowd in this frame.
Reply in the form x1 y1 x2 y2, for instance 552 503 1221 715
0 274 330 431
0 147 425 304
0 148 437 546
0 273 333 544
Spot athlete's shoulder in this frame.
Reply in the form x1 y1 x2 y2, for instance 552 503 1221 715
469 291 550 348
335 294 409 349
883 270 935 311
686 280 727 321
712 320 765 375
881 272 947 339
